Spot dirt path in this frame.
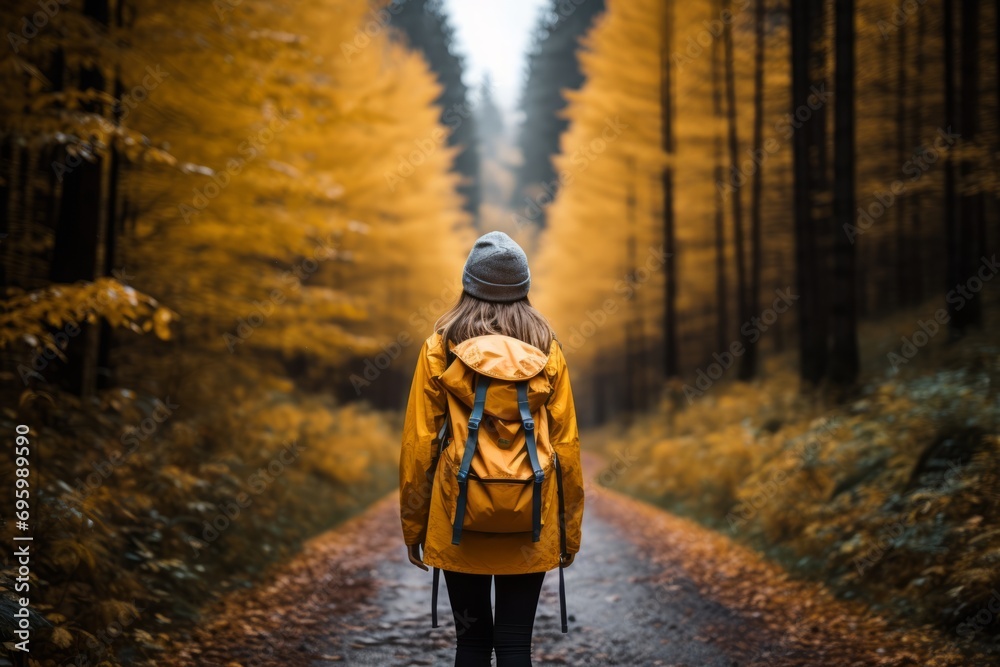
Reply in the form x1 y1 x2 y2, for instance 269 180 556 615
162 455 972 666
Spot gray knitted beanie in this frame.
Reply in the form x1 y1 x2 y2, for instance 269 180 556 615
462 231 531 302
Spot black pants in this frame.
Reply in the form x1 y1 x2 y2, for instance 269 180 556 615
442 569 546 667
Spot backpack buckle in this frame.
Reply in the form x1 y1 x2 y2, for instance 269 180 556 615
534 469 544 484
457 469 469 483
468 417 481 431
523 419 534 431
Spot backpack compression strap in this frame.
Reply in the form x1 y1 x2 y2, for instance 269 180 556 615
452 375 491 545
554 453 569 633
516 381 544 543
431 566 441 628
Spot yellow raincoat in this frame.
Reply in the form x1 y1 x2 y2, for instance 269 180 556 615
399 331 584 575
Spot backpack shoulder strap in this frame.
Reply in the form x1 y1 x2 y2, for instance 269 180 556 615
516 380 544 543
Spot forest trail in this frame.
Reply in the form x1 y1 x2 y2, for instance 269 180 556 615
162 454 968 667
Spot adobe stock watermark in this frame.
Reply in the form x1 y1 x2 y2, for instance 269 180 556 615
510 116 629 228
726 418 840 533
743 615 811 666
957 589 1000 640
887 255 999 370
717 84 831 201
16 269 134 385
683 288 799 403
16 317 82 385
560 244 669 354
844 126 959 243
518 445 637 568
191 440 306 558
453 607 479 639
384 80 496 192
6 0 70 53
214 0 245 21
620 575 682 627
64 599 148 665
69 396 179 507
548 0 596 24
852 516 915 576
51 66 170 182
118 66 170 122
223 235 340 353
179 110 293 224
877 0 929 40
350 277 463 395
339 0 405 63
854 459 965 575
242 562 349 664
671 0 752 70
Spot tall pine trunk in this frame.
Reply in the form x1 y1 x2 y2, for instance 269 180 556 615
711 15 728 355
943 0 983 336
943 0 960 336
830 0 859 385
624 155 639 418
2 141 22 289
744 0 766 380
958 0 982 328
660 0 679 379
48 0 116 397
97 68 129 392
0 139 7 290
910 6 926 303
790 0 828 383
894 15 909 307
722 0 749 380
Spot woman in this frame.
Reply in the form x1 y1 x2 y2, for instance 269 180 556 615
399 231 584 667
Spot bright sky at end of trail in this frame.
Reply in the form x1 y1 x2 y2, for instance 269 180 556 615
442 0 549 119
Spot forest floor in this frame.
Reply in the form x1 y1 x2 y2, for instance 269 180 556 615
157 454 981 667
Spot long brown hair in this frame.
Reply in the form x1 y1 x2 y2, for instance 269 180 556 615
434 291 555 354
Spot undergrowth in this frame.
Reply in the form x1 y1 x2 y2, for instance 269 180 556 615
0 349 400 666
598 300 1000 656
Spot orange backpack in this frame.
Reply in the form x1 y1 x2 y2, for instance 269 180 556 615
428 334 569 632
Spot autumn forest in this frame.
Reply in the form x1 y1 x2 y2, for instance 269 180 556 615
1 0 999 665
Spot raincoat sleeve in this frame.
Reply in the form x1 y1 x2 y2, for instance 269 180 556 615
399 337 447 547
547 341 584 555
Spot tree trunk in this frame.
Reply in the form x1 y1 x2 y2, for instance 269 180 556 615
790 0 828 383
944 0 983 336
98 135 122 391
994 0 1000 265
660 0 679 379
943 0 960 336
910 5 925 303
958 0 982 328
49 146 104 394
711 16 728 355
744 0 766 380
2 140 21 289
48 0 115 397
0 139 7 290
894 13 909 307
624 155 639 416
723 0 749 382
829 0 859 385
